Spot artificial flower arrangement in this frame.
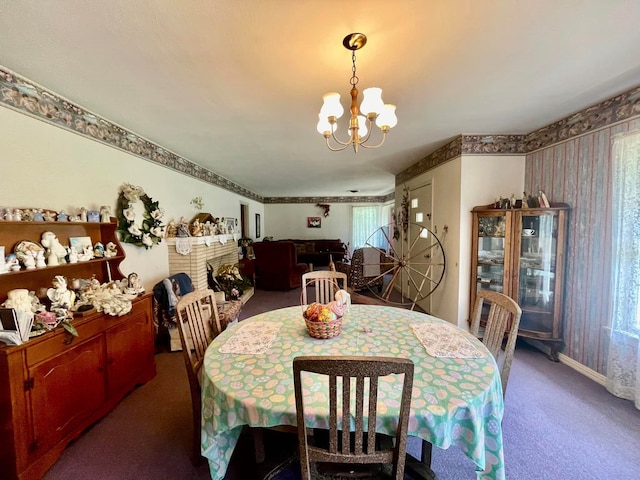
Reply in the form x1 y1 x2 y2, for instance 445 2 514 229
116 183 165 249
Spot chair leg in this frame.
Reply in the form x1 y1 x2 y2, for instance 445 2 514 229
421 439 432 466
252 427 266 463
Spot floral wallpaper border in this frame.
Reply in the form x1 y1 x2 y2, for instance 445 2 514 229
396 85 640 185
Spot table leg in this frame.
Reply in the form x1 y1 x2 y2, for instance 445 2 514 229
252 427 265 463
405 440 436 480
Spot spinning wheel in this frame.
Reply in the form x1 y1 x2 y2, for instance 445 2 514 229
360 222 446 309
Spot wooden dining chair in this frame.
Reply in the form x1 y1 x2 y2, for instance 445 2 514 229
293 356 414 480
470 290 523 394
175 289 223 465
301 270 347 305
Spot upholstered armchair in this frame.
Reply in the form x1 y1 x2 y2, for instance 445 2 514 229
335 247 386 292
253 241 308 290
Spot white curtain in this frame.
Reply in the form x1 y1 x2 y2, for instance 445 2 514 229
607 131 640 410
352 206 383 250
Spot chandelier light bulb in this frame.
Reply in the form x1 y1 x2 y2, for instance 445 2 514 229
320 92 344 119
360 87 385 116
316 114 333 135
376 104 398 129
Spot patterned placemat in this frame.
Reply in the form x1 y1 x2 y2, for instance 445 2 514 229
411 322 485 358
219 321 281 354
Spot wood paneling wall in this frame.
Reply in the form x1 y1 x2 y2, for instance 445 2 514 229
525 118 640 373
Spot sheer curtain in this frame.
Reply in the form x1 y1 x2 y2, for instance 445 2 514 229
607 131 640 410
352 206 382 249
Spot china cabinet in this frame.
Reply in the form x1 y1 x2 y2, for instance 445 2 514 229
0 215 156 480
470 203 569 360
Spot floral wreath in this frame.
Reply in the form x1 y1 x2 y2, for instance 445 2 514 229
116 183 165 249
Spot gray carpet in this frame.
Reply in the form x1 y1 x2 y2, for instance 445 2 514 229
43 288 640 480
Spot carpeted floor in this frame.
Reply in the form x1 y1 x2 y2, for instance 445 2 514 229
42 288 640 480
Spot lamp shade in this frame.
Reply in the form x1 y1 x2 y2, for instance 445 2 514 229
316 114 333 135
376 104 398 129
320 92 344 119
360 87 384 116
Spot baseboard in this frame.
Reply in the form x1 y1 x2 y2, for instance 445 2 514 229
522 338 606 386
558 353 607 386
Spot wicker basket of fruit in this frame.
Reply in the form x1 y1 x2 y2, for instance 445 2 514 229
302 302 342 339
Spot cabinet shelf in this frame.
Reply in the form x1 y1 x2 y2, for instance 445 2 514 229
1 256 125 278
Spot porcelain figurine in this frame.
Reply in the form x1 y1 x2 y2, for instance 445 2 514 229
47 275 76 312
40 231 67 266
93 242 105 258
35 250 46 268
104 242 118 258
43 210 56 222
100 205 111 223
56 210 68 222
79 207 88 222
68 247 79 264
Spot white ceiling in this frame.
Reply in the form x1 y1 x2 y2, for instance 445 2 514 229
1 1 640 198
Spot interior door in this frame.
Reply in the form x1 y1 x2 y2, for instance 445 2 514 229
406 183 433 310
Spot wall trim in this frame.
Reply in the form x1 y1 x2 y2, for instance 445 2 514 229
559 353 606 386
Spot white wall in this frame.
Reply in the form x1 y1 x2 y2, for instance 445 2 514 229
396 154 525 328
0 107 264 292
265 203 348 243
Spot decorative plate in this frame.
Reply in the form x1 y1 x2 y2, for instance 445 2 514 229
14 240 44 262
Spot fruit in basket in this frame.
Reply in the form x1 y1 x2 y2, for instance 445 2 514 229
303 302 337 322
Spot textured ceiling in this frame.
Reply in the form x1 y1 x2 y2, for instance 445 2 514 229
1 0 639 198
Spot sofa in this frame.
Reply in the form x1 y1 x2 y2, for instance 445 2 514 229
253 241 308 290
283 239 347 267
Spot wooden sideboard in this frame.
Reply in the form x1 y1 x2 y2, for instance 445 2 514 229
0 216 156 479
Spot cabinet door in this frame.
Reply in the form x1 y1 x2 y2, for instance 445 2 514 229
513 211 562 339
105 307 154 398
472 211 513 300
29 335 106 454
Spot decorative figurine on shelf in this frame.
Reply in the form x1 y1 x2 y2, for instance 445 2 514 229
13 209 23 221
100 205 111 223
68 247 79 264
191 218 204 237
165 219 177 238
40 231 67 266
124 272 144 295
56 210 68 222
43 210 56 222
35 250 46 268
78 245 94 262
93 242 105 258
47 275 76 313
33 209 44 222
79 207 88 222
177 217 191 237
104 242 118 258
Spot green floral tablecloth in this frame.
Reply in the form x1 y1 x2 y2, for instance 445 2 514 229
201 305 505 480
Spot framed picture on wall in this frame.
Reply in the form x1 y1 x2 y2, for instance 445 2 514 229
255 213 261 238
307 216 321 228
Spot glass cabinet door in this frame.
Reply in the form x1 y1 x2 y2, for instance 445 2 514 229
475 214 508 295
516 212 558 337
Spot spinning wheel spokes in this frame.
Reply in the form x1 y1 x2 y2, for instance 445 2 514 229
361 222 446 308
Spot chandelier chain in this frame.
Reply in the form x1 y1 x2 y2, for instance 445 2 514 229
350 50 359 87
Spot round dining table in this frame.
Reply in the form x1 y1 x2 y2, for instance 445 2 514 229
201 304 505 480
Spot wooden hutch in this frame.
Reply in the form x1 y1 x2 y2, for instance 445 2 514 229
0 215 156 480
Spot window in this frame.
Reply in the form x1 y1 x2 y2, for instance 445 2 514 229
611 131 640 335
352 206 382 250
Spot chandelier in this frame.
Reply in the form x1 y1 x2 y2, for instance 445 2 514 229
317 33 397 153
